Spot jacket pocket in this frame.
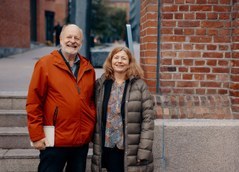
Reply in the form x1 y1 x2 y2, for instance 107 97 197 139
53 106 58 126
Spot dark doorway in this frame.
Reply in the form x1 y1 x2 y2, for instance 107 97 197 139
30 0 37 42
45 11 55 43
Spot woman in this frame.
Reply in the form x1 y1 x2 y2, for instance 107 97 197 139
91 46 155 172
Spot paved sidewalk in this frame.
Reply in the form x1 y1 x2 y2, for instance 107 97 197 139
0 46 104 93
0 43 139 93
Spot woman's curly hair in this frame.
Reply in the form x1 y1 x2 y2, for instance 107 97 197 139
103 46 144 80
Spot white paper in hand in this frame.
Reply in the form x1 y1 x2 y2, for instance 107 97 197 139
30 126 55 147
43 126 55 147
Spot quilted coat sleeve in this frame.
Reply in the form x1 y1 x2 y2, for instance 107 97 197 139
137 81 155 161
26 59 48 142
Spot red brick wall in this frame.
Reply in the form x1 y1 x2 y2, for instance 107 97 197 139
231 0 239 117
140 0 238 118
0 0 30 48
156 0 231 95
140 0 158 93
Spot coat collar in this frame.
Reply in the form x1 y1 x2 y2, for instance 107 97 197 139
51 50 92 68
97 73 138 87
51 50 94 81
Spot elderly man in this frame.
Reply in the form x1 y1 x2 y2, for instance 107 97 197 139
26 24 96 172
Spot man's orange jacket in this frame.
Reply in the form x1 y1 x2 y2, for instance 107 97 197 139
26 50 96 146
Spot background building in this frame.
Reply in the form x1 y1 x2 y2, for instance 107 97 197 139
129 0 140 42
0 0 68 58
32 0 68 44
105 0 130 21
0 1 30 57
68 0 91 58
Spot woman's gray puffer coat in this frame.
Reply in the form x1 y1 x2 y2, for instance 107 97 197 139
91 74 155 172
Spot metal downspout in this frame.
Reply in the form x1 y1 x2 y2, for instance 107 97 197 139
157 0 166 171
156 0 161 94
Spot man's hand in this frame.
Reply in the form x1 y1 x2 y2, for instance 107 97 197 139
32 138 48 150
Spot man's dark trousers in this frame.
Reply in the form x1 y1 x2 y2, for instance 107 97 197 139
38 144 89 172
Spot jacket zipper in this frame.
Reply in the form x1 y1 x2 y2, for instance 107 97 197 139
123 80 132 172
75 67 93 94
56 57 93 95
75 83 80 94
98 81 105 171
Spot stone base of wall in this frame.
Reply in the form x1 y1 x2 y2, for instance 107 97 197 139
154 119 239 172
154 94 232 119
0 48 27 58
0 43 44 58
